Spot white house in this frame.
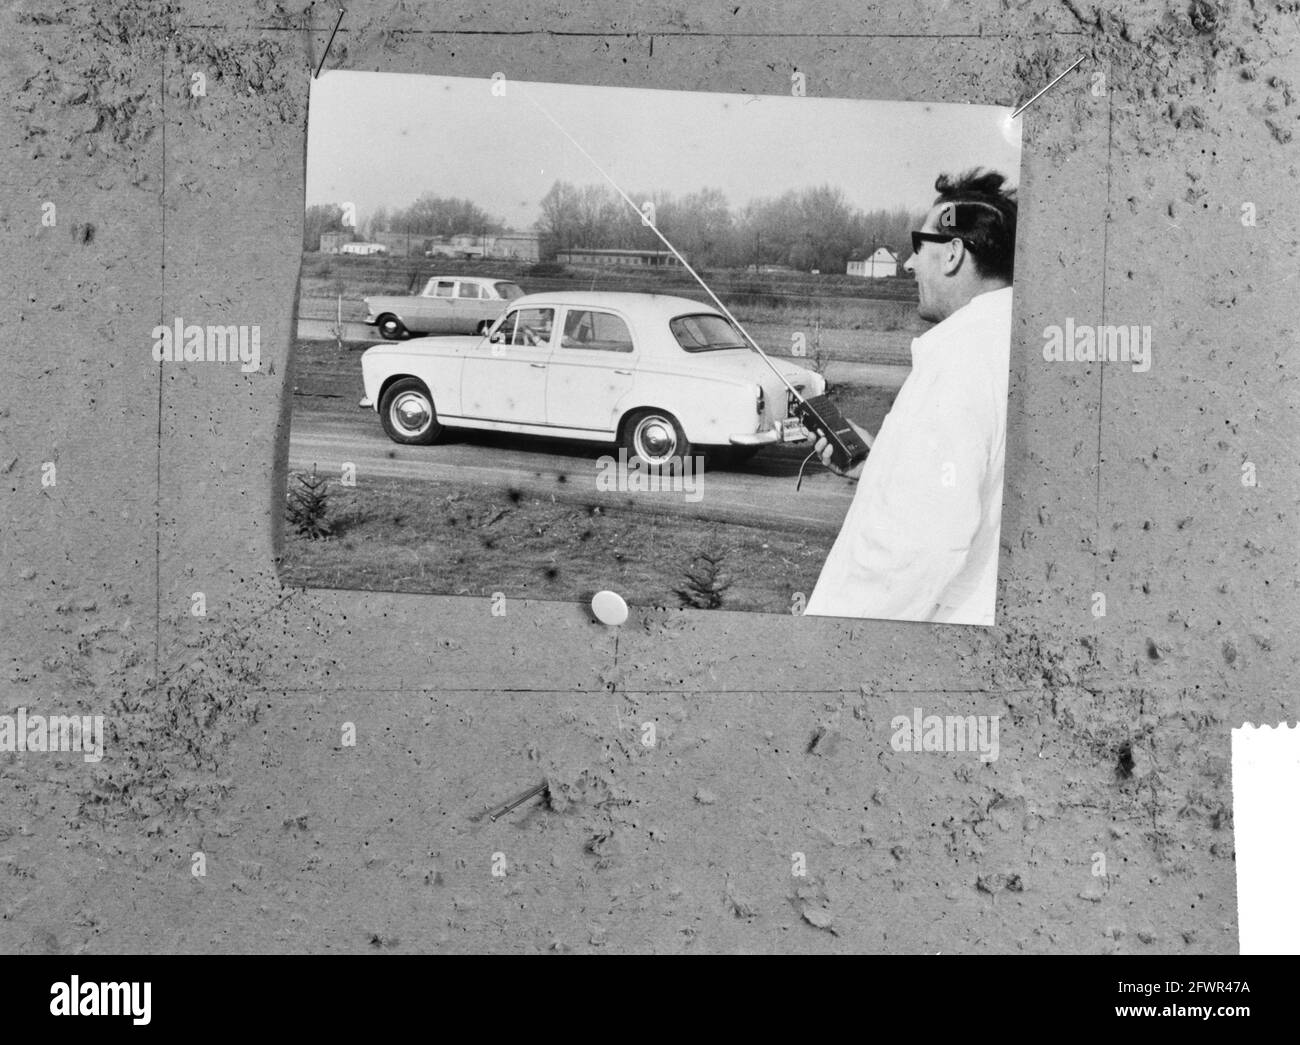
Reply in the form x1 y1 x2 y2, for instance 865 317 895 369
847 247 898 278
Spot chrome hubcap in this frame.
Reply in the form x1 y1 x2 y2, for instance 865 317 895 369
392 391 431 433
636 417 676 463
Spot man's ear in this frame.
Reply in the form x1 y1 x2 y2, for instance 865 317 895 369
941 238 966 276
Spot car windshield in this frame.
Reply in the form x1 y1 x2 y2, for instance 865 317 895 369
495 282 525 301
670 313 747 352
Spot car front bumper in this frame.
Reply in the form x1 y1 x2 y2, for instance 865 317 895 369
730 418 811 446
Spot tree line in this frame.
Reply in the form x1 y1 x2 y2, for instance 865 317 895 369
306 184 922 272
303 195 503 251
537 181 922 272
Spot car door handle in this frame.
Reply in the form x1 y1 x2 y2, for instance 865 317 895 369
613 369 632 375
530 362 547 369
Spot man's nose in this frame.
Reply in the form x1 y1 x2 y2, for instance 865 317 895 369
903 254 915 272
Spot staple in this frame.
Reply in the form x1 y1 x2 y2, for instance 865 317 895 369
488 781 548 821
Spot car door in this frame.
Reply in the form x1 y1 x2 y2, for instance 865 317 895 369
545 307 636 435
414 279 457 333
458 306 555 426
453 280 492 333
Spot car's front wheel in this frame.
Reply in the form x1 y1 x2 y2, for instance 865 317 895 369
376 314 408 340
379 378 442 445
622 409 692 469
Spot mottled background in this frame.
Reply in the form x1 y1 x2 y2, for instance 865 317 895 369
0 0 1295 953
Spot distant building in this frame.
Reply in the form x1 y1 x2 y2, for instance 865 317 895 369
554 248 682 268
366 230 426 257
847 247 899 278
318 226 540 261
446 233 485 257
420 230 540 262
489 232 540 262
338 242 388 256
319 230 354 254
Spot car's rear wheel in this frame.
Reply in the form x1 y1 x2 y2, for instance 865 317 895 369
622 409 691 469
379 378 442 445
376 314 408 340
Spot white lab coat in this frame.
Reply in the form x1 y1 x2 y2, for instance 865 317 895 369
804 286 1012 625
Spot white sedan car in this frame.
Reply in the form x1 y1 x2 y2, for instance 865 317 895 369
363 275 525 340
359 291 825 466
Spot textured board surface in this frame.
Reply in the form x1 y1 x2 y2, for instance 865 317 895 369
0 0 1296 953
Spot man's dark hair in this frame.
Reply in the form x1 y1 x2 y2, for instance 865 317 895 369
933 168 1017 282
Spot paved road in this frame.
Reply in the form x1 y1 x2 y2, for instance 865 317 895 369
288 409 861 534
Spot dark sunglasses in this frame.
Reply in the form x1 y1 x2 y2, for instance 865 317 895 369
911 230 963 254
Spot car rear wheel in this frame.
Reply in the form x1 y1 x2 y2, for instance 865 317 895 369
379 378 442 445
622 409 692 469
376 314 408 340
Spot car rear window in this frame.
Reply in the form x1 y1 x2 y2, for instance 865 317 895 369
670 313 747 353
495 282 525 301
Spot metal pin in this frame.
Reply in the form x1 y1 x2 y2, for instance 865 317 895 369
1010 55 1086 119
488 781 548 821
313 7 346 80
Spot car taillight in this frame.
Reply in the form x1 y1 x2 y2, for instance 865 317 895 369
756 385 765 416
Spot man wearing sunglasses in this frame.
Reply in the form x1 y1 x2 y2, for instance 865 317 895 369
804 168 1016 625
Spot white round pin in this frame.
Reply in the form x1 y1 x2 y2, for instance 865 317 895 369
591 590 628 626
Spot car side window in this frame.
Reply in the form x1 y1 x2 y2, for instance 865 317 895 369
560 309 633 353
490 308 554 348
433 281 456 298
488 311 515 343
457 282 482 299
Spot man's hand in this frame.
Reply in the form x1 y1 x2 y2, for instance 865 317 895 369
812 418 872 481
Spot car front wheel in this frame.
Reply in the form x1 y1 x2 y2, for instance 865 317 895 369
622 409 692 469
376 314 408 340
379 378 442 445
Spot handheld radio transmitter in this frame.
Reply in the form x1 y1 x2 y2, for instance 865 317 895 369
792 394 870 471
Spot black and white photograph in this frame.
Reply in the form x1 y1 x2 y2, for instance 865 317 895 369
285 71 1022 623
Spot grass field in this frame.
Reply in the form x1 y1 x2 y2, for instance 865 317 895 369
279 474 836 614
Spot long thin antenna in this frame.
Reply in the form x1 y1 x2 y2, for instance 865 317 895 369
518 89 805 401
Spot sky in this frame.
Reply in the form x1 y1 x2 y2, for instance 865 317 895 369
306 71 1022 231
